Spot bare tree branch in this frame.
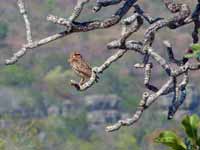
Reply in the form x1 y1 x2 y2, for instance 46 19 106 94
168 72 189 119
5 0 33 65
70 49 127 91
17 0 32 43
70 10 143 90
6 0 138 65
106 78 173 132
3 0 200 132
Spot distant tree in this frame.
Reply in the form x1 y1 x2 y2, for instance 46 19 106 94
0 22 8 40
45 0 56 11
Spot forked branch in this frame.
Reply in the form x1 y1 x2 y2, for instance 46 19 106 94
4 0 200 132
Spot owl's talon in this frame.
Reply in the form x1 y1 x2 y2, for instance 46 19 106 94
70 80 81 90
65 21 72 32
70 80 78 86
92 67 99 73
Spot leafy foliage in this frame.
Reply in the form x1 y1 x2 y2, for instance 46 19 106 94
0 65 35 86
45 0 56 11
1 1 200 150
0 114 140 150
155 131 186 150
181 115 200 142
155 115 200 150
184 44 200 60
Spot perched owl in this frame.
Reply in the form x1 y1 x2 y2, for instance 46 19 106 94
68 52 99 85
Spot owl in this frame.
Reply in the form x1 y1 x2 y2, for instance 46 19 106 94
68 52 98 85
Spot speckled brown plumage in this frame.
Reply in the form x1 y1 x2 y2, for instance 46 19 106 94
68 52 93 85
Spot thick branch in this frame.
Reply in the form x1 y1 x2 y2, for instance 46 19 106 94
48 0 138 30
148 47 171 75
4 0 200 133
192 1 200 43
172 62 200 76
168 72 189 119
106 78 173 132
70 10 143 91
163 0 181 13
6 0 138 65
70 50 127 91
163 40 188 65
144 2 191 46
5 31 68 65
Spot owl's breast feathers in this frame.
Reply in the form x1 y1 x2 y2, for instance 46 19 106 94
69 58 92 79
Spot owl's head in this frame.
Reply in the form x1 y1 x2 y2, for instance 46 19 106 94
68 51 82 62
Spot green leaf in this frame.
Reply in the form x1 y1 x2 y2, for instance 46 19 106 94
184 53 196 58
155 131 186 150
184 51 200 59
185 44 200 58
196 138 200 146
196 53 200 60
193 52 200 59
181 115 200 142
191 44 200 52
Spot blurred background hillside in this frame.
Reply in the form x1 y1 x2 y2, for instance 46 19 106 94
0 0 199 150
